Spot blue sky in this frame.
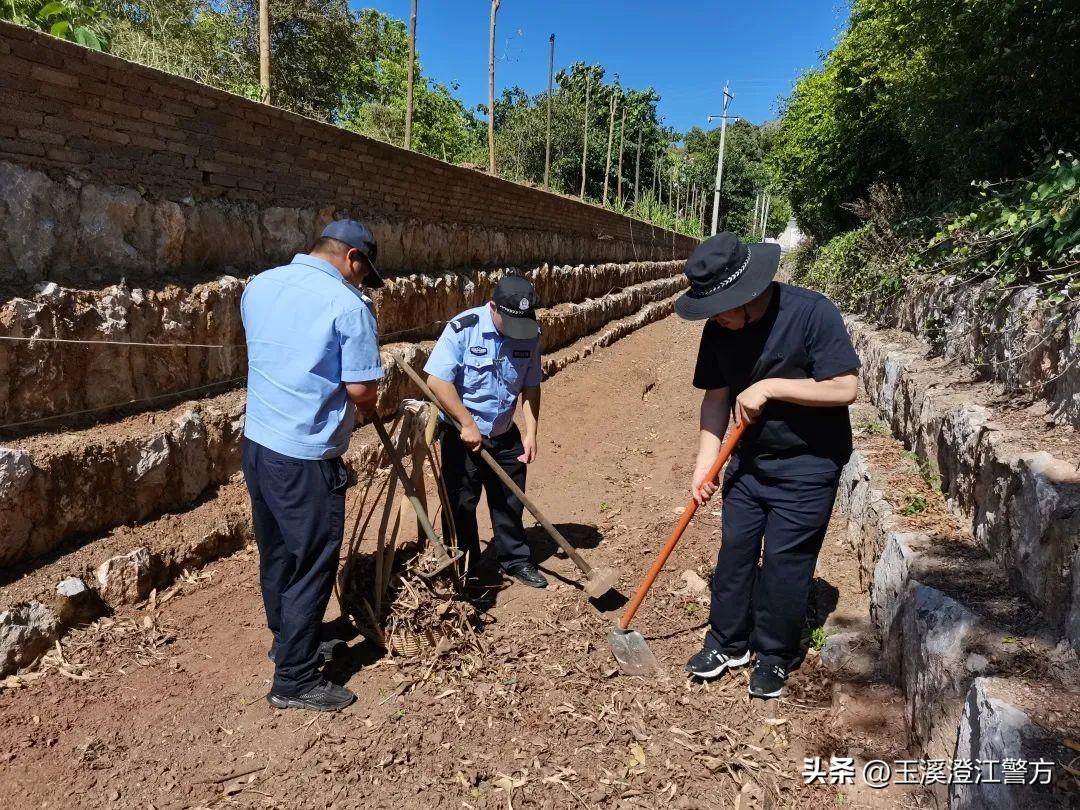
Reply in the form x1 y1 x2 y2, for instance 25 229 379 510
357 1 851 133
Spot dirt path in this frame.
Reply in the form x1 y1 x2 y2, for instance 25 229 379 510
0 314 911 809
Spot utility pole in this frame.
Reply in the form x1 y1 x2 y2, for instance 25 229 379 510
751 190 761 235
580 72 590 200
633 127 642 209
258 0 270 103
404 0 418 150
603 89 617 206
760 191 772 241
487 0 501 175
615 105 626 204
543 33 554 189
707 82 736 236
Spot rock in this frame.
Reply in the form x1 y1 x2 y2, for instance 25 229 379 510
819 631 878 678
964 652 990 675
870 532 931 677
56 577 86 599
0 448 38 566
0 161 77 284
679 570 709 596
951 678 1061 810
0 602 58 676
96 548 154 606
54 577 102 625
902 583 981 758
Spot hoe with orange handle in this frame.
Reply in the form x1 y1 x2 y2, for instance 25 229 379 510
609 420 748 676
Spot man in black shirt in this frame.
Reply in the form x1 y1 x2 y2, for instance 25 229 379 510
674 232 860 698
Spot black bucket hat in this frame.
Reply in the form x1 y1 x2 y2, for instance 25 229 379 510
674 232 781 320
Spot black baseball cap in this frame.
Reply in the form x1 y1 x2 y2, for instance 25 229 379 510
493 275 540 340
320 219 384 288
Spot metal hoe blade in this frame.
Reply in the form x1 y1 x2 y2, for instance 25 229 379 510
608 628 660 677
583 566 618 599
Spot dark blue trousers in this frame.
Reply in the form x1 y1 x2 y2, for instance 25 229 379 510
439 423 531 569
242 439 348 696
706 464 840 668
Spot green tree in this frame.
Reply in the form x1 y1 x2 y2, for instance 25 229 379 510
3 0 110 49
770 0 1080 241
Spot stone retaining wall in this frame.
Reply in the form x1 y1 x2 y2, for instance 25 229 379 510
0 21 697 286
0 260 684 425
882 274 1080 429
0 282 682 568
847 317 1080 651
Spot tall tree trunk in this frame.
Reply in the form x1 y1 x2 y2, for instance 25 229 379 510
258 0 270 103
404 0 418 150
580 73 590 200
602 90 617 206
543 33 554 188
633 127 642 209
615 106 626 203
487 0 501 174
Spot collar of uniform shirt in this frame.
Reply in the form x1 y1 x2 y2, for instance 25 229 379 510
290 253 341 280
477 302 502 338
290 253 374 306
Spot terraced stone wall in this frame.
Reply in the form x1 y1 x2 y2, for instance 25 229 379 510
0 22 696 288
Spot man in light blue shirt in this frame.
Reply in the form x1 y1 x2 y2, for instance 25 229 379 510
241 219 383 712
424 275 547 589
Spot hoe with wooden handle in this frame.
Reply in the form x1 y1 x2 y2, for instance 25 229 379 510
370 416 463 579
392 354 619 598
609 420 748 676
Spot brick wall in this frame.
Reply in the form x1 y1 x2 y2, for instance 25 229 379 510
0 22 698 279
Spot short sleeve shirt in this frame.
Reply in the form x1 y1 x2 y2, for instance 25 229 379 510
692 283 860 477
423 305 542 437
241 253 383 460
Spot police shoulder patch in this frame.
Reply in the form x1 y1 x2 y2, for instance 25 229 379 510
449 313 480 333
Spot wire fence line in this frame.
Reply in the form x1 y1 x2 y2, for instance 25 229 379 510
0 317 465 432
0 376 249 433
0 319 455 351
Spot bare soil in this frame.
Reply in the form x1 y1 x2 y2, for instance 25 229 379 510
0 315 917 809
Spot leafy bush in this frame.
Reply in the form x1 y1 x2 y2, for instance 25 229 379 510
925 151 1080 304
771 0 1080 243
3 0 110 49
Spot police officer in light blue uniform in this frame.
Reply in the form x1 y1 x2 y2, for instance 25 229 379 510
424 275 548 589
241 219 384 713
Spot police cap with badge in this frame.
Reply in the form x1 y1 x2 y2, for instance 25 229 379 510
492 275 540 339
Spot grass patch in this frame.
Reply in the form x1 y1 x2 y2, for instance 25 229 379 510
809 625 837 651
901 493 929 516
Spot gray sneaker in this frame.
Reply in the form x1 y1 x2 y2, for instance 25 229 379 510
266 680 355 712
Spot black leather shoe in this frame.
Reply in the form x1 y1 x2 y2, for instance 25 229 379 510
266 680 355 712
502 561 548 589
268 639 341 664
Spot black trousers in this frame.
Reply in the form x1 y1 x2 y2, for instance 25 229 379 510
439 423 531 569
242 439 349 696
706 464 840 668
